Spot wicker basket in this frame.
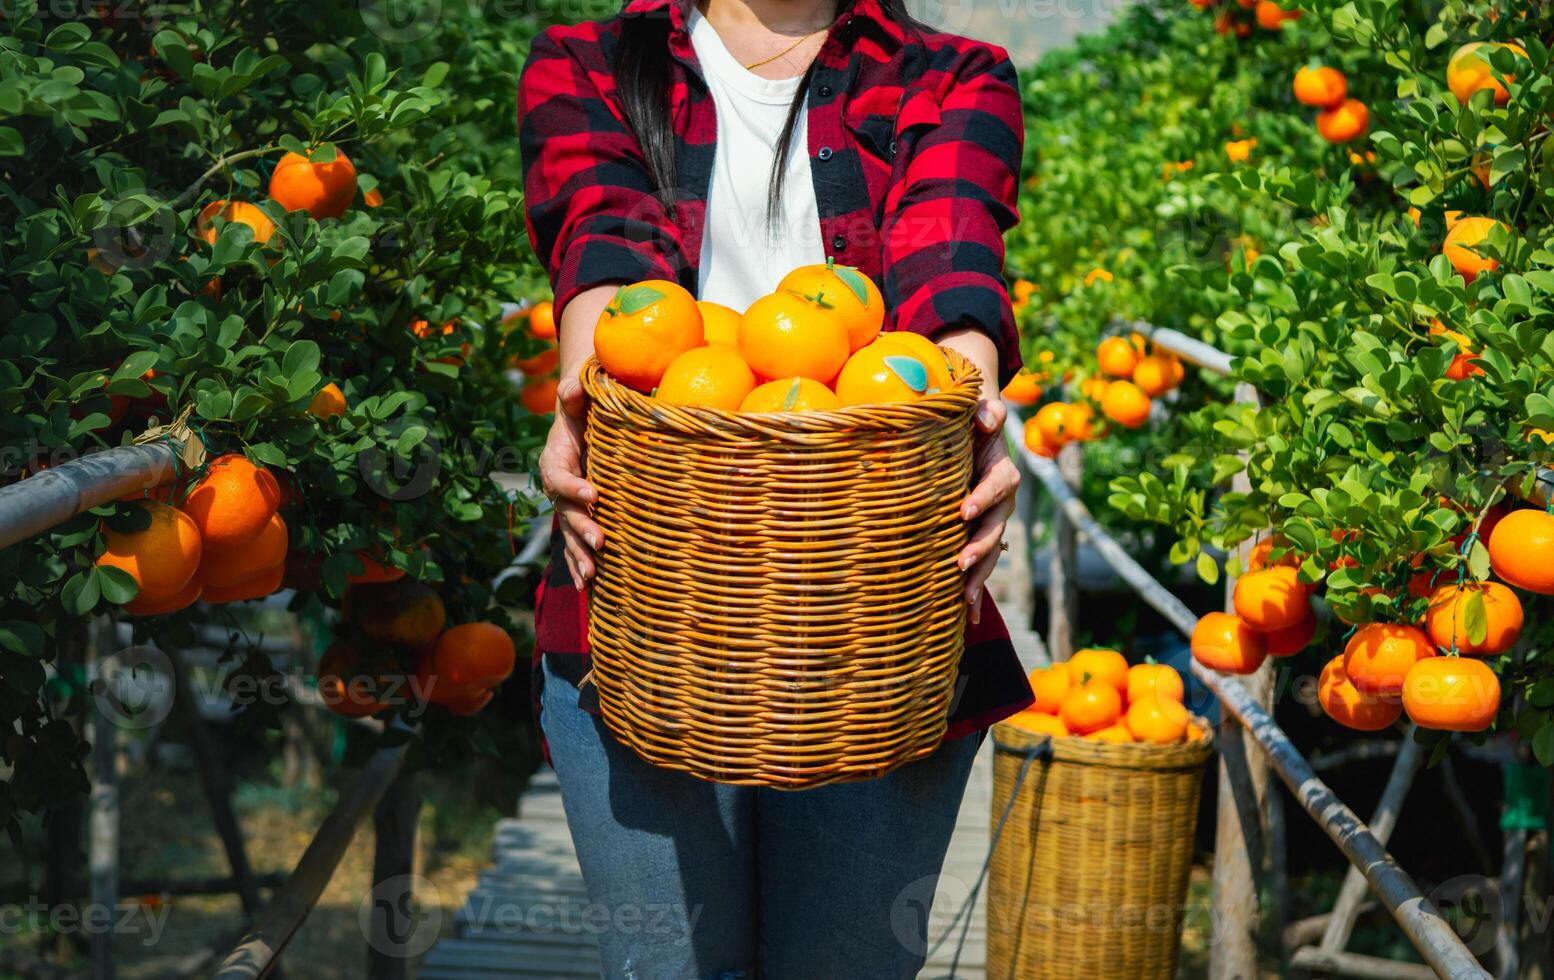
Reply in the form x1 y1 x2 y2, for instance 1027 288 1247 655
579 350 981 789
986 720 1215 979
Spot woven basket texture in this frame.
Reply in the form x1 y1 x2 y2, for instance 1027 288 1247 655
986 719 1215 979
580 349 982 788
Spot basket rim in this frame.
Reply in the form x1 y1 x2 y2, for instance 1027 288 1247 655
991 715 1216 771
580 347 983 442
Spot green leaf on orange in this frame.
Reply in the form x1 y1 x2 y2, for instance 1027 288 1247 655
883 355 929 394
834 266 870 306
614 284 667 316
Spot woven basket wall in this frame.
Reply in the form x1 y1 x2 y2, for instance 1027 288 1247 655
986 720 1215 979
579 350 981 789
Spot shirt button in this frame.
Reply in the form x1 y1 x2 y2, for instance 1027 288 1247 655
818 84 833 97
832 235 846 251
817 146 833 161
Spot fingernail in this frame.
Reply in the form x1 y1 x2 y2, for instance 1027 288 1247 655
586 532 599 549
965 503 979 520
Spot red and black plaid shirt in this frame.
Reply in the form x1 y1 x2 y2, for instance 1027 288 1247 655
519 0 1033 739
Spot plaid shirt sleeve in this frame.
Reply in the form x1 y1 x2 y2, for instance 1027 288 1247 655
880 46 1024 387
517 27 686 321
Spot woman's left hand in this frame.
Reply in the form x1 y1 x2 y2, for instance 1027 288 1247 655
959 398 1020 624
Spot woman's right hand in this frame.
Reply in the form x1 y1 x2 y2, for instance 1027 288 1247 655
540 373 603 586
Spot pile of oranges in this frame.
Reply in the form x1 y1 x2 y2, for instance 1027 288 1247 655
1292 65 1369 143
1007 648 1207 745
1191 506 1554 734
1020 333 1184 457
98 454 288 614
592 263 957 412
1192 0 1300 38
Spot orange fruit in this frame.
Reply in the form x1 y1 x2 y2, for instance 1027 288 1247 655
595 280 705 391
1487 509 1554 594
1132 354 1178 396
1233 566 1311 631
1401 657 1500 732
1447 42 1527 106
363 187 384 208
1342 623 1435 699
1063 402 1100 441
696 301 742 346
199 512 288 589
1086 724 1136 744
307 382 347 419
511 346 559 376
182 454 282 551
739 377 842 413
875 332 954 391
1127 662 1185 704
1316 99 1369 143
1254 0 1299 28
1126 693 1190 744
528 300 556 340
346 579 447 648
1318 656 1403 731
1068 647 1129 693
1001 370 1043 406
1248 535 1298 572
1028 663 1072 713
1262 614 1316 657
1006 710 1069 737
1023 416 1062 458
318 640 388 719
1191 612 1268 675
1443 217 1507 282
96 501 203 602
1293 65 1347 107
738 289 849 385
655 345 757 411
417 622 516 705
196 200 275 246
1080 375 1111 403
123 575 202 617
518 376 556 415
347 550 404 584
1034 402 1074 445
777 260 884 352
1059 677 1124 735
1101 380 1151 429
1424 582 1524 656
445 689 495 716
1224 138 1256 164
202 560 284 604
267 149 357 220
834 342 932 406
1096 337 1139 378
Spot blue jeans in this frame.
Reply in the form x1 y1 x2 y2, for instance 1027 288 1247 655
540 657 980 979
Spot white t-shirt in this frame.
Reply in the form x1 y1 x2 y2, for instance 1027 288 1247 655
688 8 826 311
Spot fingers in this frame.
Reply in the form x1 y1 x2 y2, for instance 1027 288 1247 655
559 503 603 554
964 545 1000 625
959 500 1012 573
974 397 1006 434
560 521 597 585
556 374 589 420
961 455 1020 521
539 440 598 506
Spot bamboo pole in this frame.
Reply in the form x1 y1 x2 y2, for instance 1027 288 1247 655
0 443 177 550
1133 323 1236 376
1018 437 1493 979
211 742 408 979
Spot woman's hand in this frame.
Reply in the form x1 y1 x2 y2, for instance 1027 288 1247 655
540 374 603 586
935 327 1018 625
959 398 1020 624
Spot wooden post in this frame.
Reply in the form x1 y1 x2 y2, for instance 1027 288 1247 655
1210 381 1271 980
1046 441 1082 662
366 770 421 980
87 618 119 980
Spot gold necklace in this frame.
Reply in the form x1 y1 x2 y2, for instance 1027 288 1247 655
743 29 823 71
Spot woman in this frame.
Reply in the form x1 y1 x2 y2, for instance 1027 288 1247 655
518 0 1031 973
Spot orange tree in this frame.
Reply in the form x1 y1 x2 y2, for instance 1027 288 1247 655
0 0 555 832
1012 0 1554 753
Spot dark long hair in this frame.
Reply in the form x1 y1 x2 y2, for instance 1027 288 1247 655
614 0 917 219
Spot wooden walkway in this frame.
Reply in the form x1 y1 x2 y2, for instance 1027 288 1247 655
420 506 1046 979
